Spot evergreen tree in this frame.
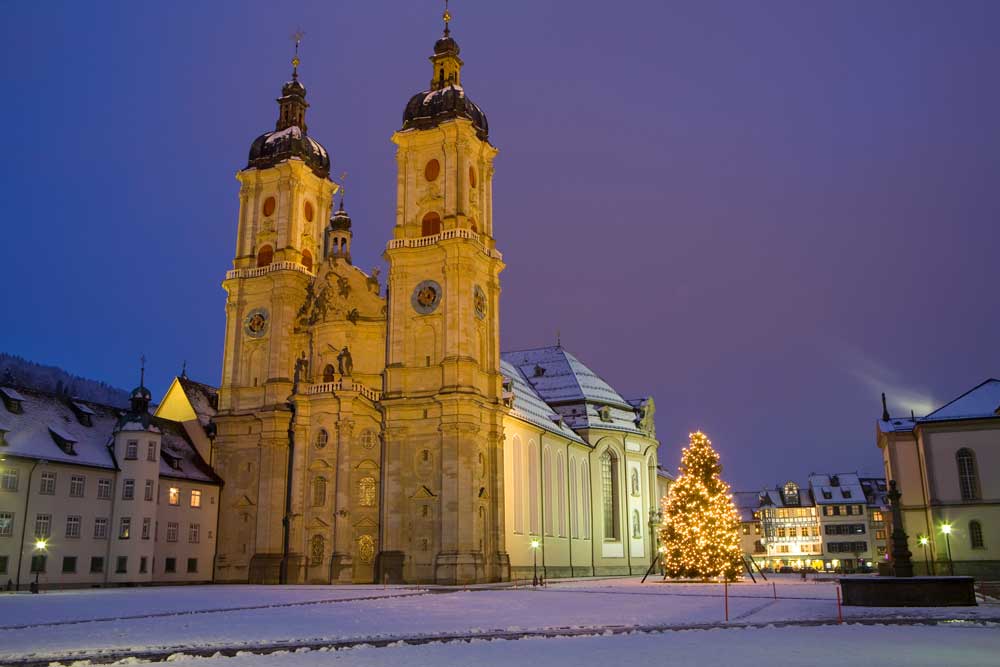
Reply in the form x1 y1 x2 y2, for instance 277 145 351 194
659 431 742 580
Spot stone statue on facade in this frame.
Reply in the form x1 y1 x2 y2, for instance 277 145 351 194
337 346 353 376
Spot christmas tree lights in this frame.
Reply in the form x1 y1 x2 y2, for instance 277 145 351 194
659 431 742 580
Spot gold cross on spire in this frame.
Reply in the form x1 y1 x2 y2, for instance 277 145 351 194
290 29 305 77
443 0 452 35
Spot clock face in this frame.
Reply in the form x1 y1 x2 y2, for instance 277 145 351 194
473 285 487 320
244 308 269 338
411 280 442 314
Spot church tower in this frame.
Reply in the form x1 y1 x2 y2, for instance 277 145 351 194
213 46 339 584
379 8 508 584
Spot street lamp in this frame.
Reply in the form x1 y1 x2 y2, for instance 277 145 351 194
530 539 541 587
941 523 954 576
31 539 47 594
918 535 931 576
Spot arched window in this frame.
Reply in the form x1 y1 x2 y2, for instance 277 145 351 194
556 451 566 537
956 448 980 500
581 460 591 539
543 447 553 536
323 364 335 382
301 249 313 272
970 520 984 549
600 450 620 540
315 429 328 450
569 457 579 539
512 436 524 534
312 476 327 506
528 440 539 535
256 244 273 267
421 212 441 237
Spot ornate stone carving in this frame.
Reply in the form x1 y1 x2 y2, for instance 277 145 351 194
357 534 375 563
310 534 325 566
359 476 376 507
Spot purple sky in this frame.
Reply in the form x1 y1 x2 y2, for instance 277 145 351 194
2 1 998 490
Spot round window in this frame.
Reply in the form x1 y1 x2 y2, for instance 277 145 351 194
262 196 276 217
425 159 440 182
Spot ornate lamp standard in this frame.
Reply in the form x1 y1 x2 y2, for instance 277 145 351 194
30 539 47 594
918 535 932 576
941 523 954 576
530 540 541 587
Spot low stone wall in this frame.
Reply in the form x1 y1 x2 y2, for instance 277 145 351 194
841 576 977 606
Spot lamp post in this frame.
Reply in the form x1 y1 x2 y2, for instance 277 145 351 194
31 539 47 594
530 539 541 587
918 535 931 576
941 523 954 576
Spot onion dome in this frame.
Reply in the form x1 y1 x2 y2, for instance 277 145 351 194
401 8 489 142
246 48 331 179
329 198 352 231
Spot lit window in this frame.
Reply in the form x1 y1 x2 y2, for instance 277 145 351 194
190 490 201 508
119 517 131 539
168 487 180 506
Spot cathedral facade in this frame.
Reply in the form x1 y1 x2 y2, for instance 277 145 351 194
213 17 660 585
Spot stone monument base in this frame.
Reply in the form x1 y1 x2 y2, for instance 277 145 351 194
840 576 977 606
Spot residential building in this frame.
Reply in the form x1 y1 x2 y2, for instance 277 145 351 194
758 482 822 570
809 473 882 572
877 378 1000 577
0 377 220 590
733 491 765 563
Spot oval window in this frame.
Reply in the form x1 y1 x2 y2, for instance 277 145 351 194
425 159 440 182
304 201 314 222
262 196 276 217
469 166 477 188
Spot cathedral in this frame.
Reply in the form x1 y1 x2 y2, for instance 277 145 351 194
213 12 661 585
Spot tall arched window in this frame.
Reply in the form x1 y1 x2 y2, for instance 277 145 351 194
421 212 442 236
569 457 579 539
528 440 539 535
323 364 336 382
512 436 524 534
600 450 620 540
556 451 566 538
970 520 984 549
312 476 327 506
956 448 980 500
543 447 553 536
581 460 591 539
301 249 313 272
314 429 328 450
256 244 273 267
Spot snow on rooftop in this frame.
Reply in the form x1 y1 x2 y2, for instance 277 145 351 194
265 125 303 144
501 359 583 443
0 386 26 401
922 378 1000 421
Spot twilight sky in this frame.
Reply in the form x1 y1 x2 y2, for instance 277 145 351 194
2 1 998 490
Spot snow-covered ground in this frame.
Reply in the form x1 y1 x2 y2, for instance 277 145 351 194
1 576 996 666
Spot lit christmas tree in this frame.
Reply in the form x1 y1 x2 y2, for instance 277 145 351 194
659 431 742 580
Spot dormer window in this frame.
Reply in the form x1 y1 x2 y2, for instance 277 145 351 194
48 426 78 456
0 427 8 446
1 387 24 414
822 489 833 499
533 364 546 378
842 489 852 499
598 405 612 422
71 401 95 427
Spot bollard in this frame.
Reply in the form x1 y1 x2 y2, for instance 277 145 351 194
772 581 777 599
724 579 729 622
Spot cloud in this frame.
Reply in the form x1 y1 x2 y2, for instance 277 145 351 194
831 340 937 417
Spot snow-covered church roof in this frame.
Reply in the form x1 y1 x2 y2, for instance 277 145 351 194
501 346 648 436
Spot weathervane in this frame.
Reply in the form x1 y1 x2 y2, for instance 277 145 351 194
337 171 348 209
290 29 305 79
140 354 147 387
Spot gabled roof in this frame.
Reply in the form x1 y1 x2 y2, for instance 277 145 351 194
922 378 1000 422
501 346 644 434
500 359 584 443
808 473 865 505
732 491 763 522
177 377 219 426
153 416 222 485
0 387 118 469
